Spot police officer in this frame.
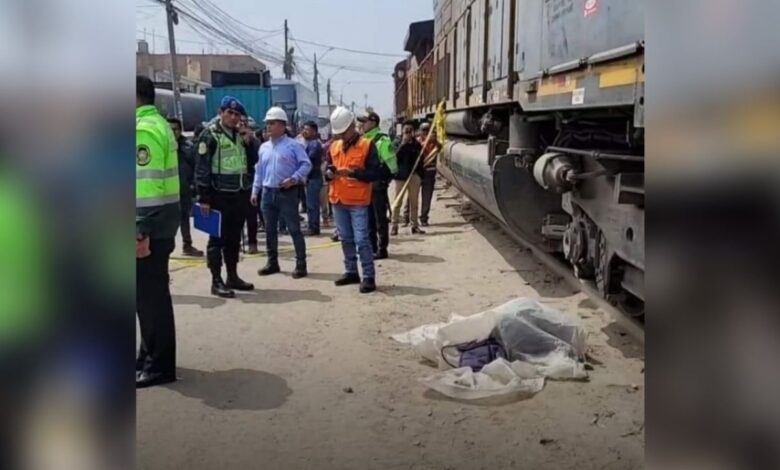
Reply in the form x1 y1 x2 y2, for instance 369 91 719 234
136 75 179 388
358 111 398 259
195 96 256 298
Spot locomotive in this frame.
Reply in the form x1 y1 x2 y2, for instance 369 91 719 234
395 0 644 316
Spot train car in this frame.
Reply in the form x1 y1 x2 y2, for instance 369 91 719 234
397 0 645 315
154 88 206 132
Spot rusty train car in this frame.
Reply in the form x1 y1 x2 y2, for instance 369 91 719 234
395 0 644 315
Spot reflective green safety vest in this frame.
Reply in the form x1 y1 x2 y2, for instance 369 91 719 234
363 127 398 175
210 128 248 192
136 105 180 207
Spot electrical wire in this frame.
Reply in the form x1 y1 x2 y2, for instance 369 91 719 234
290 36 407 58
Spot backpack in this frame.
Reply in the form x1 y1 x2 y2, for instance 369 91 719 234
441 338 507 372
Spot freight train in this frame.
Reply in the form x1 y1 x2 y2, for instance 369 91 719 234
395 0 644 316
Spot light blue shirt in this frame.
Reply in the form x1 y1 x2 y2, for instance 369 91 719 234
252 135 312 195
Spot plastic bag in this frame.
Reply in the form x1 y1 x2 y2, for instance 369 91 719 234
419 358 544 401
493 298 588 380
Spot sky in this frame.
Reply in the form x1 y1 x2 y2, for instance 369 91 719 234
136 0 434 121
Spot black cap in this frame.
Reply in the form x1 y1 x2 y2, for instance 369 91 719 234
357 111 380 124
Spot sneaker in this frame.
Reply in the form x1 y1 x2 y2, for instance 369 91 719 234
359 277 376 294
246 244 259 255
411 227 426 235
330 232 340 242
258 263 281 276
182 245 204 257
334 272 361 286
305 229 321 236
420 220 429 227
390 226 398 236
374 249 389 260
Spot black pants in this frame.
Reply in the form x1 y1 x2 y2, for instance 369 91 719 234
136 237 176 376
179 192 193 246
245 192 258 246
368 187 390 253
206 191 249 276
420 170 436 223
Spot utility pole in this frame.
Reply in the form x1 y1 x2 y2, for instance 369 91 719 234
164 0 183 123
326 79 332 109
313 53 320 105
283 19 292 79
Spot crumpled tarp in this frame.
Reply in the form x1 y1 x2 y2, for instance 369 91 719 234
392 298 589 401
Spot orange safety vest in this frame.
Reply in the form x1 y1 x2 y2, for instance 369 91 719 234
329 137 372 206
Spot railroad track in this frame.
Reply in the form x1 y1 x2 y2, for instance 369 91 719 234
443 187 645 344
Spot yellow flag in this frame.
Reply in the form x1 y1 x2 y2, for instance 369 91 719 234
432 100 446 145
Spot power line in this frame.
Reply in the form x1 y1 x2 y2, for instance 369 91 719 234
290 36 407 58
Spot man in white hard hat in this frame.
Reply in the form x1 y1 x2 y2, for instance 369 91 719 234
325 106 383 293
251 106 312 279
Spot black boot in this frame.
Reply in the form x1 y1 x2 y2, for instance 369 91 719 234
292 263 308 279
375 248 389 260
182 244 204 257
211 273 235 298
334 272 361 286
360 277 376 294
258 262 281 276
226 268 254 291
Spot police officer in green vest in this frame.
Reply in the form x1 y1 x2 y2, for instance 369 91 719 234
195 96 255 298
358 111 398 259
136 75 180 388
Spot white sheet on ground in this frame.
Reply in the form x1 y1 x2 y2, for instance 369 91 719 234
392 297 589 400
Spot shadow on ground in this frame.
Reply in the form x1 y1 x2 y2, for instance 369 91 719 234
379 285 442 297
173 295 227 309
465 210 578 299
602 322 645 360
237 289 332 304
390 253 446 264
305 272 342 282
166 367 292 411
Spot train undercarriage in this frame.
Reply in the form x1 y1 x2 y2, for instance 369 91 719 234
437 105 645 317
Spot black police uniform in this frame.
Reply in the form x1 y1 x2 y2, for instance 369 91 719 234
195 121 256 297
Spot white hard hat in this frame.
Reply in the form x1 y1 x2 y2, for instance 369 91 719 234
330 106 354 134
264 106 288 123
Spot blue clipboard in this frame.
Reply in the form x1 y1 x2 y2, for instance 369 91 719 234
192 203 222 238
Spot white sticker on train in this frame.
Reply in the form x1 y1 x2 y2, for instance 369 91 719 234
572 88 585 105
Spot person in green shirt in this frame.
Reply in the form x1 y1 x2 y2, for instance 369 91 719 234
136 75 180 388
358 111 398 259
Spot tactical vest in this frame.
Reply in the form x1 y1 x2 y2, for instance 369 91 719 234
329 137 373 206
208 127 251 192
136 105 180 208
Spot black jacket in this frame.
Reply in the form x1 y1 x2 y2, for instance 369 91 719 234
177 138 196 197
393 139 423 181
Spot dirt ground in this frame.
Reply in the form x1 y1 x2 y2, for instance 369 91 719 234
136 182 645 470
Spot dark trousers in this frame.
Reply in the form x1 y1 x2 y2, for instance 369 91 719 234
136 238 176 376
206 191 249 276
245 192 258 246
306 177 323 233
179 192 193 246
420 170 436 223
368 187 390 253
261 187 307 266
298 185 307 212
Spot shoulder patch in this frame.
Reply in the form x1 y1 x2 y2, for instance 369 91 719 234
198 141 208 155
136 145 151 166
